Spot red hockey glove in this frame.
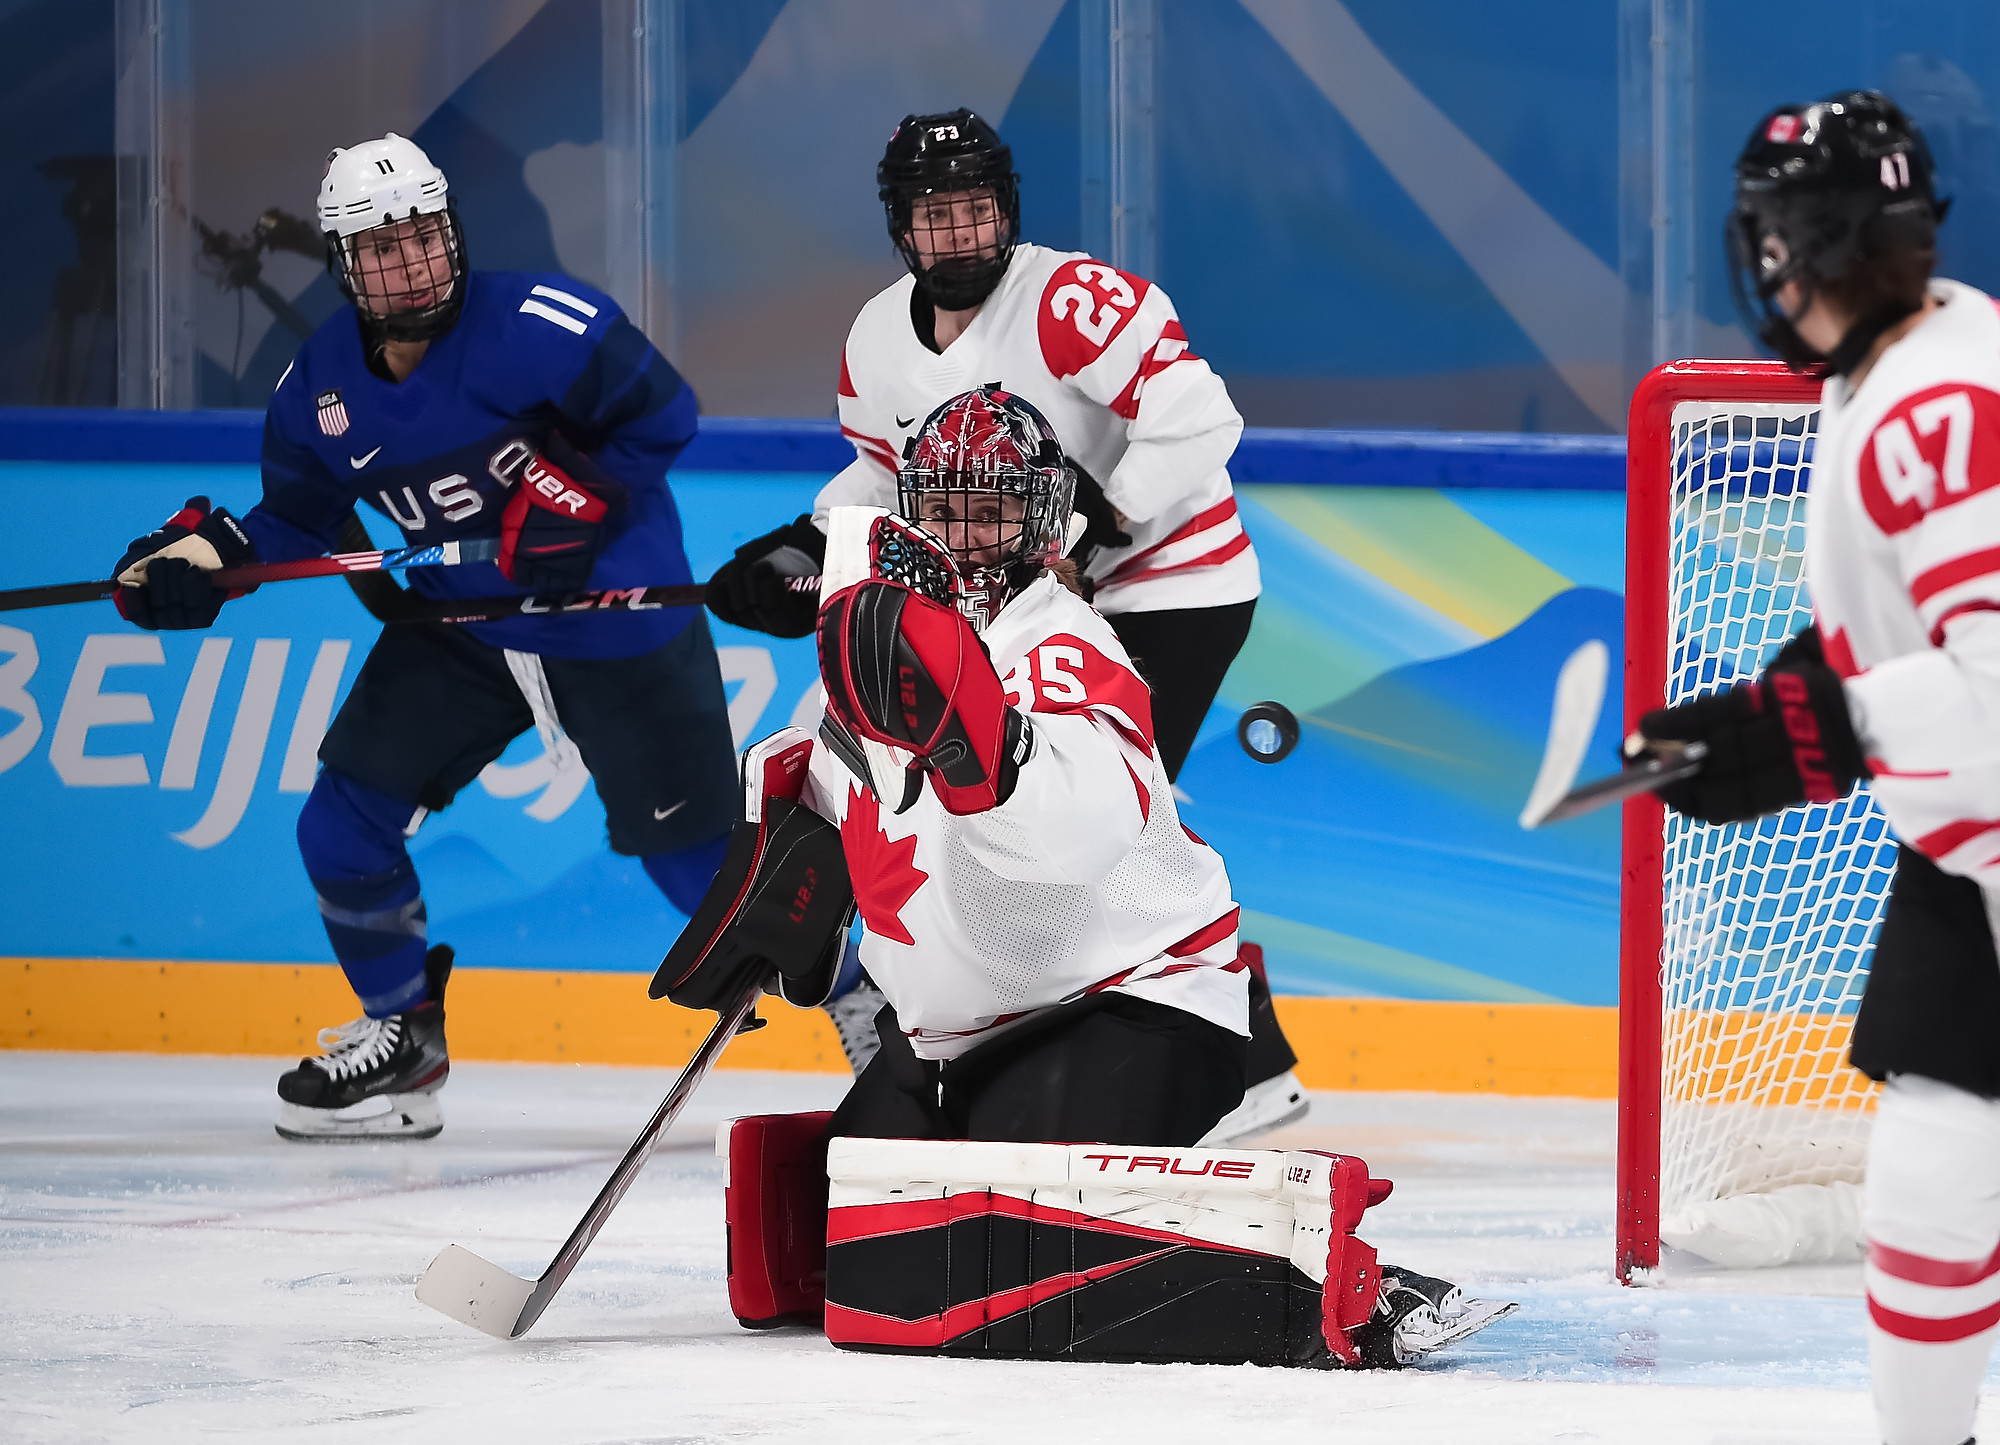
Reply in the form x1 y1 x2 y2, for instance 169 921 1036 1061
497 433 627 593
1634 626 1868 825
112 496 257 630
817 578 1033 816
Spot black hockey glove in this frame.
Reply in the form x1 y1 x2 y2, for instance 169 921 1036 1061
113 496 257 630
705 513 825 638
1634 626 1869 825
1068 458 1131 569
496 432 628 593
650 798 854 1012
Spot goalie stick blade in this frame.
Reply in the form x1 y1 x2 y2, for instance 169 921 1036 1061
1518 640 1609 829
413 983 765 1340
415 1244 538 1340
1531 751 1706 826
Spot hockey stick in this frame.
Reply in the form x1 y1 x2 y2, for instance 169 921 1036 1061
1518 640 1609 828
355 580 708 627
0 537 504 613
414 979 767 1340
1527 743 1708 826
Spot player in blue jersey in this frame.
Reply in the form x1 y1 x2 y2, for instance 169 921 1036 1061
109 134 738 1140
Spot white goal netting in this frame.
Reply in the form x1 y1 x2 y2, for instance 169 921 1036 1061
1656 400 1897 1268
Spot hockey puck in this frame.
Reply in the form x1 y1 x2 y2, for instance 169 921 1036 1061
1237 701 1300 764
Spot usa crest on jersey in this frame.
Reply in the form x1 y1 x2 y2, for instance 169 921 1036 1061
316 390 351 437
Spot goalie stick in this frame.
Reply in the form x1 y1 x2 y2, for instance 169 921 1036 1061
415 978 767 1339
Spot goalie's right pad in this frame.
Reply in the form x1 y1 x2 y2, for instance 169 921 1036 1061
650 730 855 1010
720 1111 833 1328
821 1138 1390 1367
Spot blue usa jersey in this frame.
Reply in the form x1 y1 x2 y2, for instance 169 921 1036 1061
248 271 700 658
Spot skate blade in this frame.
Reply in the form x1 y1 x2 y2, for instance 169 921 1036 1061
1404 1298 1520 1359
1197 1070 1311 1146
416 1243 536 1340
275 1093 443 1142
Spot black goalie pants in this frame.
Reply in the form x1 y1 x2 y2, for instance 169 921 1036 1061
827 994 1247 1147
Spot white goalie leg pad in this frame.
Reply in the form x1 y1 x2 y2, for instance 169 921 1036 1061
823 1137 1386 1365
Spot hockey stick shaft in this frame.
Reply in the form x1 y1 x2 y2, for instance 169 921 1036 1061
414 979 767 1339
363 581 707 626
1533 747 1707 825
0 538 502 614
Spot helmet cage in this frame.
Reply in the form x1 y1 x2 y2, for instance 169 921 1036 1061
895 388 1075 629
327 202 468 345
879 111 1020 311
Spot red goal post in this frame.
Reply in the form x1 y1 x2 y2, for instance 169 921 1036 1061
1618 360 1891 1282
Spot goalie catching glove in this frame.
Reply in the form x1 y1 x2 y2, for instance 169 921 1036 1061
496 432 627 593
113 495 258 630
1633 625 1869 825
816 576 1034 816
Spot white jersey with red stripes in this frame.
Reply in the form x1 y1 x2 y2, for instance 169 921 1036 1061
1807 278 2000 893
814 242 1260 615
800 572 1249 1059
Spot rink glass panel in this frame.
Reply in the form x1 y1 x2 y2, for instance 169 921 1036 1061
1658 399 1893 1219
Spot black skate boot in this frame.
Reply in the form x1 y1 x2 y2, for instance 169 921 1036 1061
823 978 887 1075
275 945 453 1142
1352 1264 1518 1368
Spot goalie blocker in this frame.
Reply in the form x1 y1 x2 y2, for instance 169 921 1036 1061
650 731 858 1011
720 1115 1515 1367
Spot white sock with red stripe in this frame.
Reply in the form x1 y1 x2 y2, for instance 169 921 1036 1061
1865 1073 2000 1445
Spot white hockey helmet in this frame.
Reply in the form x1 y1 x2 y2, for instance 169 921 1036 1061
319 133 467 342
318 133 449 237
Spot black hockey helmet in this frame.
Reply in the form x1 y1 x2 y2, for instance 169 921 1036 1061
878 109 1020 311
1728 90 1947 372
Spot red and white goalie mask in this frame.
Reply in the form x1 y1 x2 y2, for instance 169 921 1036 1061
896 386 1076 629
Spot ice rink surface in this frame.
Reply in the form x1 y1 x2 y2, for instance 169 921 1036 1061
4 1051 1994 1444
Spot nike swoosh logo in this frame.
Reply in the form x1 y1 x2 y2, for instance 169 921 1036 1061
350 446 383 469
653 801 685 821
895 415 915 429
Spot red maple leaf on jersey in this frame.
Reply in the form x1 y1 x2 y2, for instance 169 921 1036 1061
840 783 927 945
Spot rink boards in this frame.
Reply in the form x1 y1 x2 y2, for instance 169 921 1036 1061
2 414 1639 1093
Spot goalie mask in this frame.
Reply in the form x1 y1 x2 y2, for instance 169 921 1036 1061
1728 90 1946 373
319 133 468 344
879 110 1020 311
897 386 1074 629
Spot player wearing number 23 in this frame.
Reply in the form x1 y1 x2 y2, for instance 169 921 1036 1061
1632 91 2000 1445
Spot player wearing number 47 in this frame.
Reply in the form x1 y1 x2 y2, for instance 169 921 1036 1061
706 109 1306 1143
108 134 739 1143
1629 92 2000 1445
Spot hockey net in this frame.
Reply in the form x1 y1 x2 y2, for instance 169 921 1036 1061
1619 360 1896 1279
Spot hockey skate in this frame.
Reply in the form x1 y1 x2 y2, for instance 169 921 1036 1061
1199 957 1310 1145
275 945 452 1142
1352 1265 1519 1368
823 978 887 1075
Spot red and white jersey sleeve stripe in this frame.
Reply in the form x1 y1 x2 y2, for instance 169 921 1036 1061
1807 281 2000 885
811 245 1258 613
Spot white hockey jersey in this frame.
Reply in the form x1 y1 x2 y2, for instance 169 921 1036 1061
815 243 1261 615
1808 279 2000 896
801 573 1250 1059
